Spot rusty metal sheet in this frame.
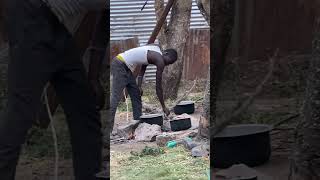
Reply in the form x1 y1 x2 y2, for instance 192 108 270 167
183 29 210 80
231 0 314 60
110 37 139 59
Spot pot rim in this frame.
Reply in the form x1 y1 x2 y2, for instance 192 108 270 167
170 117 191 122
176 101 195 106
140 113 163 119
214 124 273 138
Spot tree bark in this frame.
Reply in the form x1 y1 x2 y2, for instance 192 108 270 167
290 19 320 180
212 0 235 126
195 0 210 25
154 0 192 100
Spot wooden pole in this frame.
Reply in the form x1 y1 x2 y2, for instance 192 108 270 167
147 0 175 44
133 0 176 77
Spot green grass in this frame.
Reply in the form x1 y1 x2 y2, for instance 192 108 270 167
22 111 72 159
111 146 209 180
117 98 133 112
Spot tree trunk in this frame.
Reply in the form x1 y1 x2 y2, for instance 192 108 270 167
212 0 235 126
195 0 210 25
290 19 320 180
154 0 192 100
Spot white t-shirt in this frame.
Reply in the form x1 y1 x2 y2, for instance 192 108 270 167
119 45 162 72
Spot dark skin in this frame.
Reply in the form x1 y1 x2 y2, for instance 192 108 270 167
137 47 175 116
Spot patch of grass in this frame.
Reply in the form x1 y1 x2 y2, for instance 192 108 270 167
117 98 133 112
111 146 209 180
22 112 72 159
129 146 165 159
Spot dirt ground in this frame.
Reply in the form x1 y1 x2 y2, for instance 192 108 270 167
16 158 74 180
213 153 290 180
14 62 304 180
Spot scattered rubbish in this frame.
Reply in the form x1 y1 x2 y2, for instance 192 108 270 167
167 140 178 148
166 137 193 149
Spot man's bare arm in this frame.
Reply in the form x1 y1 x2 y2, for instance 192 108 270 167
137 65 147 88
156 66 166 109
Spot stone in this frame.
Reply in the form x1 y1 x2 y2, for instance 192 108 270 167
116 120 140 139
198 116 209 138
156 133 177 147
182 139 201 150
191 144 210 157
161 119 171 132
134 123 162 142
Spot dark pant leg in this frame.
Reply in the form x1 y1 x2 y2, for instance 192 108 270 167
127 73 142 120
0 0 56 179
109 60 129 134
51 60 102 180
35 3 104 178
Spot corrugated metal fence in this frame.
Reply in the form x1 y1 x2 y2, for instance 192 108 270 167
110 0 209 82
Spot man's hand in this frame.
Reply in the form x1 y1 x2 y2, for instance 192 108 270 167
163 107 170 116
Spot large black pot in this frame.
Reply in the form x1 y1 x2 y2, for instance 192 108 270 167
174 101 195 115
170 117 192 131
140 114 163 126
212 124 272 168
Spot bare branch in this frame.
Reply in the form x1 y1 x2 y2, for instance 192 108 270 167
212 50 278 137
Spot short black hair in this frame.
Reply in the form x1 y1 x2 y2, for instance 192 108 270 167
164 49 178 62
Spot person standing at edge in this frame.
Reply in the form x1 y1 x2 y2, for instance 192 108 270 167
109 44 178 133
0 0 107 180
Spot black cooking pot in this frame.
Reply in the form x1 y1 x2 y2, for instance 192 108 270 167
140 114 163 126
170 117 192 131
174 101 195 115
212 124 272 168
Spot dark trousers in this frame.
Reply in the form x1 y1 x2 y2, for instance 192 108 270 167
109 59 142 133
0 0 102 179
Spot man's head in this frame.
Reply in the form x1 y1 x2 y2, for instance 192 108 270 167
162 49 178 65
